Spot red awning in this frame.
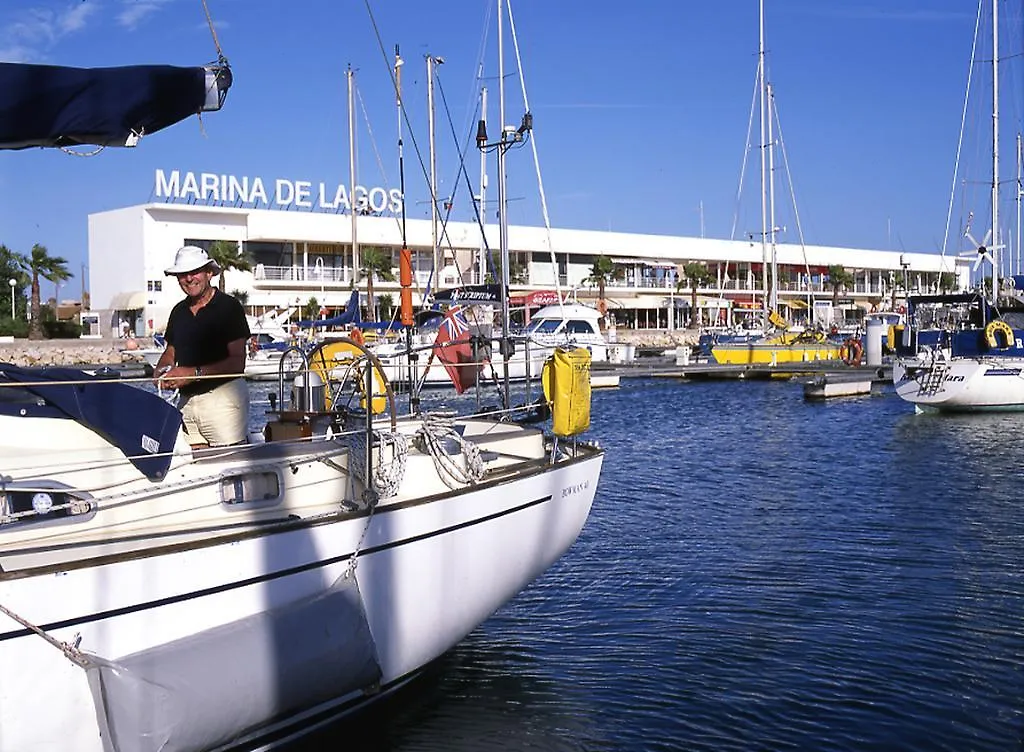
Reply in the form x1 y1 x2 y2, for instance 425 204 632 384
510 290 561 307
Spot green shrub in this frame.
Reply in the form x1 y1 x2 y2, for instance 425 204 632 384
0 317 29 337
42 320 83 339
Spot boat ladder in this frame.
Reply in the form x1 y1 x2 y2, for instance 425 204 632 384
917 359 948 396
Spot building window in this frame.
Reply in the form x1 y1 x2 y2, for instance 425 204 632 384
147 280 162 292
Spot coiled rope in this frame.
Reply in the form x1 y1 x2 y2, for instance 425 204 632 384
415 411 485 489
347 430 408 499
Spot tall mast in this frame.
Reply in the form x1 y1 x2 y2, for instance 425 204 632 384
497 0 511 401
478 86 488 282
395 45 418 411
758 0 769 329
991 0 1000 305
1017 133 1022 277
767 81 778 314
348 66 359 288
427 55 443 284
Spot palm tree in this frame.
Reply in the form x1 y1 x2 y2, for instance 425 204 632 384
303 296 320 320
0 245 28 324
206 240 253 291
938 272 957 293
676 262 714 329
21 244 71 340
585 255 617 320
826 264 855 309
359 246 395 321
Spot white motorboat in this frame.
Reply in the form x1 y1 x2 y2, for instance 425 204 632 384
374 299 629 389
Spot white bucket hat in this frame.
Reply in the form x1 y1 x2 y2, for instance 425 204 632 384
164 245 221 276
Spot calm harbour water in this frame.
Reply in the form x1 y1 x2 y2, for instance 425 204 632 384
255 375 1024 751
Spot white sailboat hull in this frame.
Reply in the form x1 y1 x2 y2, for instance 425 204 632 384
893 353 1024 411
0 413 602 752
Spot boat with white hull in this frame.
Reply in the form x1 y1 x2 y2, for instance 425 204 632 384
375 300 626 388
892 292 1024 412
893 348 1024 412
893 0 1024 412
0 5 604 749
0 360 602 751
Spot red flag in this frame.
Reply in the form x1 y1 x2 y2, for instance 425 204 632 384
432 306 481 393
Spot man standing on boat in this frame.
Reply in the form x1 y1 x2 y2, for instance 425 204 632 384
155 245 251 447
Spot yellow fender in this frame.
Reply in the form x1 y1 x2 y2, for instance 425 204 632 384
308 340 388 414
542 347 592 437
984 320 1014 349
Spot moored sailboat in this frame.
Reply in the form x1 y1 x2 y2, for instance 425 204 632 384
711 0 841 366
892 0 1024 412
0 3 604 750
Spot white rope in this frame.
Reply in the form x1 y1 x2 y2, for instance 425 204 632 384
415 411 485 489
347 430 408 499
0 602 90 668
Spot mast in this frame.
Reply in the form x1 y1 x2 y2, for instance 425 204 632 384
991 0 1000 305
1017 132 1022 277
395 45 418 412
474 0 530 408
478 86 488 282
427 55 444 284
348 66 359 291
497 0 511 401
767 81 779 314
758 0 770 329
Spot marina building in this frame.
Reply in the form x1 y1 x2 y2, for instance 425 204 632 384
87 173 965 339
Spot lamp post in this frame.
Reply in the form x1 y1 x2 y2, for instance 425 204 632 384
7 279 14 319
314 258 325 317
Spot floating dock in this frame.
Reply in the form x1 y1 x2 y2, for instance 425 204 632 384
802 373 874 400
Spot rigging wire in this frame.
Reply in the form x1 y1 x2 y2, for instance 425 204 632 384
942 1 984 271
769 95 813 292
199 0 226 63
731 72 761 241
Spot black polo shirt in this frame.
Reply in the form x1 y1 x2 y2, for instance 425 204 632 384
165 288 250 395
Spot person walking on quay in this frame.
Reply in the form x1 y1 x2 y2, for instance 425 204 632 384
155 245 250 447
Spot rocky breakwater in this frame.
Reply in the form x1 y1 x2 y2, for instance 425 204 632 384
0 338 147 368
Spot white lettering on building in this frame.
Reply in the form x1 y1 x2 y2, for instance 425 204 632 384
154 169 403 214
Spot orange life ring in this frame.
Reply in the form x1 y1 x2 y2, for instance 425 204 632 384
349 327 365 345
840 338 863 366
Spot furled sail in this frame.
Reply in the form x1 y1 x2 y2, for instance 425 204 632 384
0 61 232 150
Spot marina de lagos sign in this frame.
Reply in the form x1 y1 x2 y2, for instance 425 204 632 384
154 169 403 214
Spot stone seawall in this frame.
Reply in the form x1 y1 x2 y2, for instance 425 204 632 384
0 339 145 368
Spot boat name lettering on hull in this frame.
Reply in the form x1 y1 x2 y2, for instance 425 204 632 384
562 481 589 498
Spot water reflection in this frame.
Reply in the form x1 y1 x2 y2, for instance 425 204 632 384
278 377 1024 751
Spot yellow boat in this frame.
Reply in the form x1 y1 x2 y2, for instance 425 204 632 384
711 330 843 365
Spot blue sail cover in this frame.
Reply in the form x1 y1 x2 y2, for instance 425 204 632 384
0 62 231 150
298 289 362 329
0 365 182 481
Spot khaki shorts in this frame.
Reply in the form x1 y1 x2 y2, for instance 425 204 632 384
180 378 250 447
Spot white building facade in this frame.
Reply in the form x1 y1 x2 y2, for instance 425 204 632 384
88 199 966 339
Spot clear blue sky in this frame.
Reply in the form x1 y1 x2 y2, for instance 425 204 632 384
0 0 1010 298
